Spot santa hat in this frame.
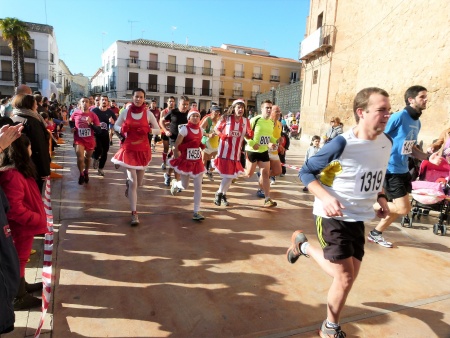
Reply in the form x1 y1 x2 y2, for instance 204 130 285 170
187 109 200 119
232 98 245 106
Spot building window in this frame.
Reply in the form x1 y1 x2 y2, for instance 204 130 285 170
149 53 158 70
317 12 323 29
166 76 176 93
167 55 177 72
234 63 244 78
201 79 210 96
50 53 54 63
128 72 138 90
251 84 260 99
253 66 262 80
290 71 298 83
202 60 212 76
130 50 139 64
184 78 194 95
148 74 157 92
270 69 280 82
233 83 243 97
313 70 318 84
185 57 195 74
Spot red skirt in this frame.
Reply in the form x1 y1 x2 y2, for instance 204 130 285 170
169 158 206 178
74 138 96 151
213 158 244 178
111 147 151 170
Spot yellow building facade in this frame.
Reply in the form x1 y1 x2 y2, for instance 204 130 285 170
212 44 301 112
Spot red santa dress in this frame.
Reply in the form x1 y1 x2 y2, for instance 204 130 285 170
111 105 151 170
169 123 206 178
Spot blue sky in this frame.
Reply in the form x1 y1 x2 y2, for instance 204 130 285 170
1 0 310 77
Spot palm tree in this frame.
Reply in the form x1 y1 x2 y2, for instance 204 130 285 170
0 18 31 87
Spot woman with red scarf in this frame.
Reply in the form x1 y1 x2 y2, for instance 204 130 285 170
169 109 206 221
111 88 160 226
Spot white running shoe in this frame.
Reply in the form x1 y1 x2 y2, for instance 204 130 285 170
368 232 393 248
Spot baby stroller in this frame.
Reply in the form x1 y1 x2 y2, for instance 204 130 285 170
401 160 450 235
289 124 300 140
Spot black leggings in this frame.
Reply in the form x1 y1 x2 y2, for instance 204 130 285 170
93 132 110 169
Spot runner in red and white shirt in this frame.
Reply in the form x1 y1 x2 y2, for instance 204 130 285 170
213 99 252 206
70 97 101 185
169 109 206 221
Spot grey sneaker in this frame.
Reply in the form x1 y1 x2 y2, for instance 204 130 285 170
170 179 179 196
221 194 229 206
164 173 171 186
192 212 205 221
286 230 309 264
368 231 393 248
130 213 139 226
319 320 347 338
93 159 99 169
206 171 214 181
270 176 276 185
161 162 166 170
98 168 105 176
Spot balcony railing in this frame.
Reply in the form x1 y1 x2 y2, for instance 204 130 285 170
110 81 116 90
184 65 196 74
220 69 226 76
147 61 160 70
127 81 140 90
234 71 245 78
164 85 178 94
219 88 224 95
0 71 38 83
251 91 260 99
0 46 36 58
184 86 195 95
299 24 336 60
166 63 178 72
233 89 243 97
202 67 213 76
270 75 280 82
200 88 212 96
147 84 160 92
252 73 263 80
127 58 140 67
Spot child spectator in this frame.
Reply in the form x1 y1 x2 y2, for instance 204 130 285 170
303 135 321 192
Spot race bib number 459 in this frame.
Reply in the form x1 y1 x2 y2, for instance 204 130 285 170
355 169 385 194
187 148 201 160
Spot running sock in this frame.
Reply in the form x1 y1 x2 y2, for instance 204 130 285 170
371 229 382 236
131 211 137 215
300 242 309 255
206 160 211 171
326 320 339 329
168 150 173 158
162 152 167 162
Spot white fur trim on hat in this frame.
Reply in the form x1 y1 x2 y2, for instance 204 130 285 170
187 109 200 119
232 99 245 106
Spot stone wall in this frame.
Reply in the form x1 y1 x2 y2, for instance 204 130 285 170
300 0 450 147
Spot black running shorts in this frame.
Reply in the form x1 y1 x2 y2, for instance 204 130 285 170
314 216 365 261
383 172 412 200
246 150 270 163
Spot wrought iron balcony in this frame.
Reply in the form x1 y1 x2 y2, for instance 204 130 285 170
0 71 39 83
233 89 243 97
164 85 178 94
200 88 212 96
299 24 336 60
127 58 141 67
220 69 226 76
252 73 263 80
270 75 280 82
127 81 140 90
183 86 195 95
202 67 213 76
184 65 196 74
166 63 178 73
147 61 160 70
147 84 160 92
234 71 245 78
251 91 260 99
23 49 37 58
219 88 224 95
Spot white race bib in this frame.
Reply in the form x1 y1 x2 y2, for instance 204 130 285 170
186 148 201 160
259 136 270 145
401 140 415 155
178 123 187 131
78 128 91 137
355 168 385 195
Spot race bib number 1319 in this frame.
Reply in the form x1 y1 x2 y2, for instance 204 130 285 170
355 169 384 194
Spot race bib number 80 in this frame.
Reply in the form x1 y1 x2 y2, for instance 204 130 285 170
259 136 270 145
187 148 201 160
355 169 384 194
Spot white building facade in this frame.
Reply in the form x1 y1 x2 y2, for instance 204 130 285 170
0 21 65 99
93 39 222 110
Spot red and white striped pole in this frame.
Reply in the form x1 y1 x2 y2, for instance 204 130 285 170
34 178 53 338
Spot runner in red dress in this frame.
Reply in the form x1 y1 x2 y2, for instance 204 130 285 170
70 97 101 185
111 88 160 226
169 109 206 221
213 99 252 206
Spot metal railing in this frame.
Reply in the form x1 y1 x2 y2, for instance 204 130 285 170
233 89 243 97
127 81 140 90
270 75 280 82
200 88 212 96
164 85 178 94
184 65 196 74
147 61 160 70
166 63 178 72
0 71 38 83
202 67 213 76
147 84 160 92
252 73 263 80
220 69 226 76
234 71 245 78
127 59 140 67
